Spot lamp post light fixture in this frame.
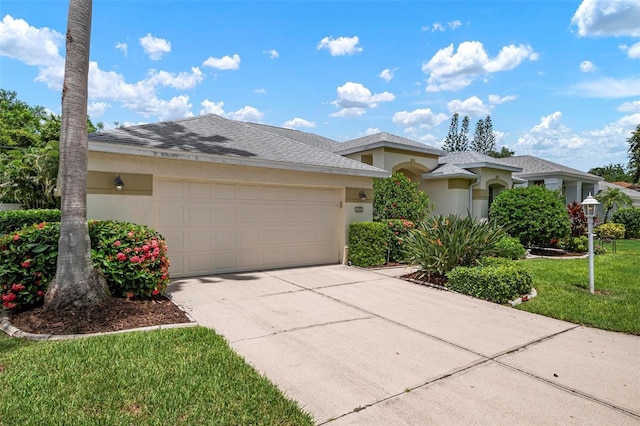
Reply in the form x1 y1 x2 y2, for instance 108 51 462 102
581 193 600 294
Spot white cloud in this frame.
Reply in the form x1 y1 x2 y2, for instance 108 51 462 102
488 94 517 104
263 49 279 59
619 41 640 59
587 112 640 138
283 118 316 129
146 67 204 90
379 68 396 82
254 88 267 94
516 111 588 150
199 100 264 122
0 15 64 88
225 106 264 122
2 16 207 122
580 60 597 72
571 0 640 37
618 100 640 112
331 82 394 117
317 36 363 56
422 41 537 92
449 20 462 30
202 54 241 70
365 128 380 136
115 42 128 56
139 33 171 60
200 99 225 115
447 96 490 116
431 22 445 32
87 101 110 118
570 76 640 97
392 108 448 128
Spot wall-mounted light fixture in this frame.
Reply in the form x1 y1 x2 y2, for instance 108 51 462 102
359 190 366 201
114 175 125 191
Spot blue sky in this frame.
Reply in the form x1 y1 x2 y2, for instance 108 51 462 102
1 0 639 171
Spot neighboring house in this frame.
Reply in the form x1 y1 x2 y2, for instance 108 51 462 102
87 114 387 277
596 181 640 217
86 114 602 277
335 133 522 219
499 155 603 205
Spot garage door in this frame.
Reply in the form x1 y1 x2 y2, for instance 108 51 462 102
154 178 341 277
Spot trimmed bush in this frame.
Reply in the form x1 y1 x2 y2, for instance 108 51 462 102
611 208 640 239
0 209 61 236
403 214 506 278
492 236 527 260
348 222 387 267
373 173 433 223
386 219 415 263
562 236 588 253
447 262 533 304
1 220 170 311
595 223 625 240
489 186 571 247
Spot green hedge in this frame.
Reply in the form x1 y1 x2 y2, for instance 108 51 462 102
611 208 640 239
348 222 387 267
493 236 527 260
447 262 533 304
0 209 61 236
1 220 170 311
595 222 626 240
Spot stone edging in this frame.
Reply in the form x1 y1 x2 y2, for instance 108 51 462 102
0 295 198 341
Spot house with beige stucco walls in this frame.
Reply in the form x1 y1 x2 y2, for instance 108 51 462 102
86 114 601 277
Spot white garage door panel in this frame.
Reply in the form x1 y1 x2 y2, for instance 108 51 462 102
155 179 340 277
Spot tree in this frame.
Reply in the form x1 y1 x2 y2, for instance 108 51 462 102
627 124 640 184
489 146 515 158
458 115 469 152
588 163 632 182
373 172 433 223
45 0 109 310
595 187 632 223
471 115 496 155
442 113 459 152
0 89 49 149
442 113 470 152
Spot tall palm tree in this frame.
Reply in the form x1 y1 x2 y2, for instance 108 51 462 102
45 0 109 310
595 187 633 223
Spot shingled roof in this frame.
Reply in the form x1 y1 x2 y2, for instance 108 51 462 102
439 151 522 172
88 114 388 177
499 155 602 181
333 132 445 156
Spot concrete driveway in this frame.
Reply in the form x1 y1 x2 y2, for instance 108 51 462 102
168 265 640 425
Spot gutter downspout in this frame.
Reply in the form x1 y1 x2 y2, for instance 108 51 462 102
469 178 480 217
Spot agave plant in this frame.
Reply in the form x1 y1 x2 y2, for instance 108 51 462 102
403 214 507 279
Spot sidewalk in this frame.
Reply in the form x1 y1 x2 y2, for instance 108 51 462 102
168 265 640 425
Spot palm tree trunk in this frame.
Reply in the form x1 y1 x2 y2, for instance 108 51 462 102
45 0 109 310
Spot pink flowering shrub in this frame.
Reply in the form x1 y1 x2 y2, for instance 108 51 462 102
89 220 170 300
0 220 170 312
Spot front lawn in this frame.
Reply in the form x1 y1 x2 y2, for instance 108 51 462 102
0 327 314 425
516 239 640 334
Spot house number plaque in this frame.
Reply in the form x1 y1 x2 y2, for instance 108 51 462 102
354 206 364 213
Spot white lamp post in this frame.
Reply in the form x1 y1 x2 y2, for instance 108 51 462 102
581 193 600 294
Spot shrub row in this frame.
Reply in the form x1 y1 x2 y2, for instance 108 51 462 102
1 220 170 311
447 260 533 304
0 209 61 236
595 222 625 240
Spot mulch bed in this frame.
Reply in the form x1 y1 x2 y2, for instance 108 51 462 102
402 271 448 287
529 248 585 257
10 296 193 335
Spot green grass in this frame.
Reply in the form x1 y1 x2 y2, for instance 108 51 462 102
0 327 314 425
516 239 640 334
